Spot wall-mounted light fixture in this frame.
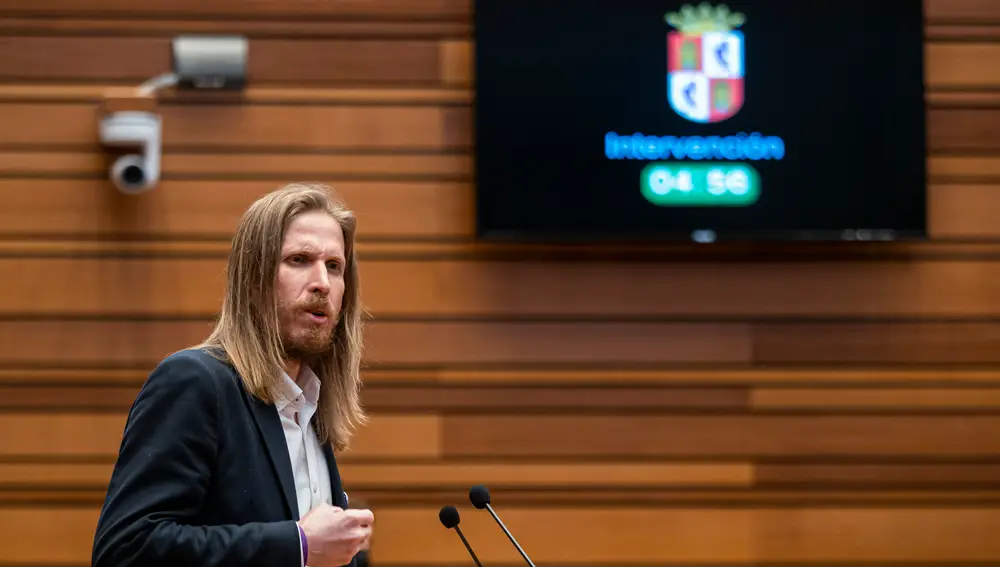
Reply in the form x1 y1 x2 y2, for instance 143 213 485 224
99 35 249 194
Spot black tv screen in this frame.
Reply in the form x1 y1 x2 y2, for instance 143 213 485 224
472 0 927 243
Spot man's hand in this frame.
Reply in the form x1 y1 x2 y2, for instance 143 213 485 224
299 504 374 567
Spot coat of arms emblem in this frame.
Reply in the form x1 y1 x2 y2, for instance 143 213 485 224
666 3 746 123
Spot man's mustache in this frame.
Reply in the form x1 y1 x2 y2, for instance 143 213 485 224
291 295 336 317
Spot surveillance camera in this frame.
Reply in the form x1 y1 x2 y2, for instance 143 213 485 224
98 111 162 194
172 35 248 91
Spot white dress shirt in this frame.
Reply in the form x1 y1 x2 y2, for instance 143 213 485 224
276 366 332 566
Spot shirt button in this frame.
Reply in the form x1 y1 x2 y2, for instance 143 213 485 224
312 484 318 493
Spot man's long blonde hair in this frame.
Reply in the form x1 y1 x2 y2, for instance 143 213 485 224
196 182 367 451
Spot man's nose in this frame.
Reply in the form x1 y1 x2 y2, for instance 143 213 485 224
308 262 331 294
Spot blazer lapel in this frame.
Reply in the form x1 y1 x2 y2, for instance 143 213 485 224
322 443 348 509
249 397 299 519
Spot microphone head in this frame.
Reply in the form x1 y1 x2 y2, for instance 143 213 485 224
438 504 461 529
469 484 491 509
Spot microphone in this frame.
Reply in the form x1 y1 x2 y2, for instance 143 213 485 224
438 505 484 567
469 485 536 567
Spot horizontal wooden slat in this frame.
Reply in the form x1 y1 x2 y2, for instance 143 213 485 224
337 489 1000 508
0 384 750 412
14 238 1000 263
2 383 1000 413
374 367 1000 386
0 101 992 154
345 414 441 458
0 150 472 178
442 414 1000 458
6 488 996 508
929 109 1000 152
0 82 986 108
0 21 985 41
4 461 997 491
12 257 1000 319
0 385 139 409
931 156 1000 182
0 462 112 485
0 179 473 239
0 0 977 22
53 149 1000 182
11 319 1000 367
0 37 995 88
0 0 984 22
0 37 444 84
0 461 753 489
0 23 970 44
363 385 750 411
347 461 757 488
0 17 471 38
2 505 997 564
389 40 1000 92
930 25 1000 41
0 0 471 18
925 0 1000 21
0 320 753 367
757 463 1000 487
0 413 438 459
0 103 471 151
930 184 1000 238
381 506 1000 564
0 84 471 104
0 0 986 23
438 40 470 86
5 367 1000 387
753 322 1000 364
4 178 1000 240
752 388 1000 410
927 44 1000 87
0 413 125 457
8 410 993 461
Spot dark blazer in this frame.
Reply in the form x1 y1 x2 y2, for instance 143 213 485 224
92 347 357 567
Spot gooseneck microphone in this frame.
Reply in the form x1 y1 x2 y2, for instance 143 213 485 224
438 505 484 567
468 485 536 567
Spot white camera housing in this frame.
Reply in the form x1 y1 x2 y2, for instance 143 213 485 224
98 111 162 195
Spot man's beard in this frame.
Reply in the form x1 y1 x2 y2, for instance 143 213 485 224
277 296 338 359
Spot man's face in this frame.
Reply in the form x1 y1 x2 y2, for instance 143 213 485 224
275 210 346 360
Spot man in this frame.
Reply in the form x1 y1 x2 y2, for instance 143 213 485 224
92 182 373 567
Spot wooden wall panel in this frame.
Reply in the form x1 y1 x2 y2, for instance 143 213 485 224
0 1 997 566
0 37 445 84
0 0 471 18
0 103 472 150
3 100 1000 154
0 320 755 366
7 175 1000 240
442 414 1000 458
2 37 1000 86
5 506 1000 565
0 179 474 239
10 257 1000 318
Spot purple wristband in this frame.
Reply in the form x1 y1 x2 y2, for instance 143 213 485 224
298 524 308 565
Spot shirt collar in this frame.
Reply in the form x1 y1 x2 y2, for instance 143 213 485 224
275 365 321 412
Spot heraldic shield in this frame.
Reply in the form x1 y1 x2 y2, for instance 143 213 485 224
666 3 746 124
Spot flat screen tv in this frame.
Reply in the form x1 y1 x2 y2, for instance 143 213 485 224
472 0 927 243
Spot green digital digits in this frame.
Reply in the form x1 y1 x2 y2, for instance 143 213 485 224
640 162 760 206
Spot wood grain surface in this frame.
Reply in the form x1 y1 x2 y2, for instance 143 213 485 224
0 1 995 565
